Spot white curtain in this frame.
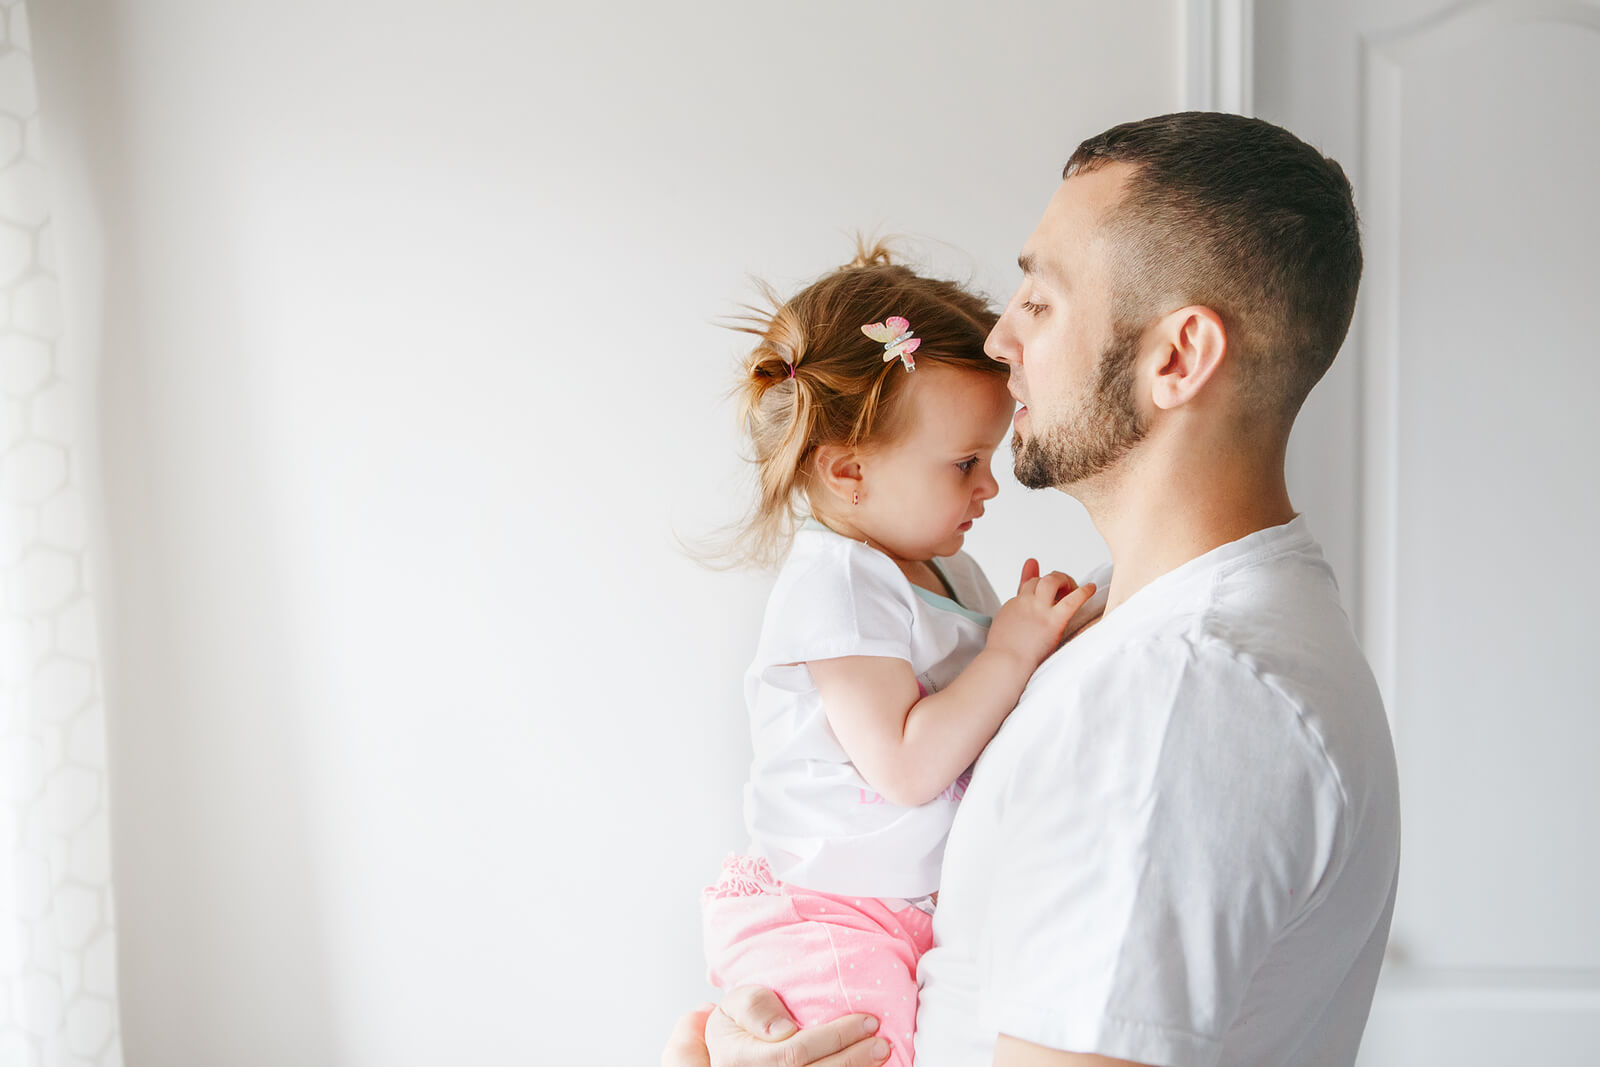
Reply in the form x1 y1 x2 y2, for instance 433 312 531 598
0 4 124 1065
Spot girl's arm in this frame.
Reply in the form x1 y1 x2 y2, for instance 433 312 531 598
808 561 1096 808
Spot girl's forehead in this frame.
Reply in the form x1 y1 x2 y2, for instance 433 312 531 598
905 364 1007 407
900 368 1010 441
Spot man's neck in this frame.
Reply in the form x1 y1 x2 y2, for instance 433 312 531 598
1084 446 1296 616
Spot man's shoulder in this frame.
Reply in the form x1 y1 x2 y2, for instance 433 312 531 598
1012 601 1371 772
1016 518 1382 730
1028 621 1284 713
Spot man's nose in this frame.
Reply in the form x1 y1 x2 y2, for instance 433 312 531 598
984 312 1018 365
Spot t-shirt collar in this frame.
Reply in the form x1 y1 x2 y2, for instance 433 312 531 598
1079 514 1313 641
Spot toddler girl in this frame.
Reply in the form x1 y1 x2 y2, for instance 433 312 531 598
701 243 1095 1066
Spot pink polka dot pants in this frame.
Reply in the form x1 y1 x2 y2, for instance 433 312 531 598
702 855 933 1067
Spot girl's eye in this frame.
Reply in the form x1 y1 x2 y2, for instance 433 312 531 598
956 457 979 474
1020 300 1047 316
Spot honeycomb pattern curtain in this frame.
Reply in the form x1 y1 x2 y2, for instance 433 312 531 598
0 4 125 1065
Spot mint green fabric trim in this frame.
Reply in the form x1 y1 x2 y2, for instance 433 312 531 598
914 572 993 627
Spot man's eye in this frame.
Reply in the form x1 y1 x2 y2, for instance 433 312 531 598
1020 300 1047 316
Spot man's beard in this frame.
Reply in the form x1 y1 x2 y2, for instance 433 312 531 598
1012 325 1148 490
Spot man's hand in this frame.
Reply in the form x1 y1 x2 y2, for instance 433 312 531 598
661 986 891 1067
662 1003 717 1067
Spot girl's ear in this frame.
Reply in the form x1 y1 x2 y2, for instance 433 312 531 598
813 444 864 506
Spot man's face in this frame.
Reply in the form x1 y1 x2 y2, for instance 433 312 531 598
984 164 1148 491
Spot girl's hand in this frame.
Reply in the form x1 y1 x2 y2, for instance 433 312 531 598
985 558 1097 672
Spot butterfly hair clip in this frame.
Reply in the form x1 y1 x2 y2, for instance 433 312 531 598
861 316 921 372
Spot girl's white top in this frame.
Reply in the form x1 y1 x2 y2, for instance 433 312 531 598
743 521 1002 898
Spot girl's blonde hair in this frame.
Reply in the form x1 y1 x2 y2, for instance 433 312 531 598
719 239 1002 568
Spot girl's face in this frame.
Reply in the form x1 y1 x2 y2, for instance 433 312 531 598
851 364 1014 563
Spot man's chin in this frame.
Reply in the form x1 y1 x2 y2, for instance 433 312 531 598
1012 434 1061 491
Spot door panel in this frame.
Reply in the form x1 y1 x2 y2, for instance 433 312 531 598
1380 14 1600 972
1258 1 1600 1061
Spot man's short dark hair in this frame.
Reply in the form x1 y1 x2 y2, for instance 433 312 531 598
1065 111 1362 422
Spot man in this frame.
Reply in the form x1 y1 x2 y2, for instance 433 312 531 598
665 111 1401 1067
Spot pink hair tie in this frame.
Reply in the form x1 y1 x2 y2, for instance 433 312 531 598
786 361 796 379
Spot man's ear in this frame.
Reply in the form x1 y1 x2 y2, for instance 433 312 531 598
812 443 864 505
1148 305 1227 411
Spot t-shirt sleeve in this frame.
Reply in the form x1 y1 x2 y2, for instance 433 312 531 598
978 635 1344 1067
756 541 916 668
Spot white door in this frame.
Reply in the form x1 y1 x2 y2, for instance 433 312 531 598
1243 0 1600 1062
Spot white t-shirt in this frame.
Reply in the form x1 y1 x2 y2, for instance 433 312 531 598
742 521 1003 899
916 517 1401 1067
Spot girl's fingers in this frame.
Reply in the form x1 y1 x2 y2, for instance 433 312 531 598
1052 583 1097 618
1034 572 1070 603
1042 571 1078 598
1018 557 1041 591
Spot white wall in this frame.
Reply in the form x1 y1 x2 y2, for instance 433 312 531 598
31 2 1178 1064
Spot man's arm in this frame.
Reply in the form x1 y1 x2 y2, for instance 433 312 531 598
992 1034 1146 1067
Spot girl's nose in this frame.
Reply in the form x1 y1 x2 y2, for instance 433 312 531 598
976 467 999 501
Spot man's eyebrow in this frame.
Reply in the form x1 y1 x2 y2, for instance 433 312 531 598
1017 252 1066 288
